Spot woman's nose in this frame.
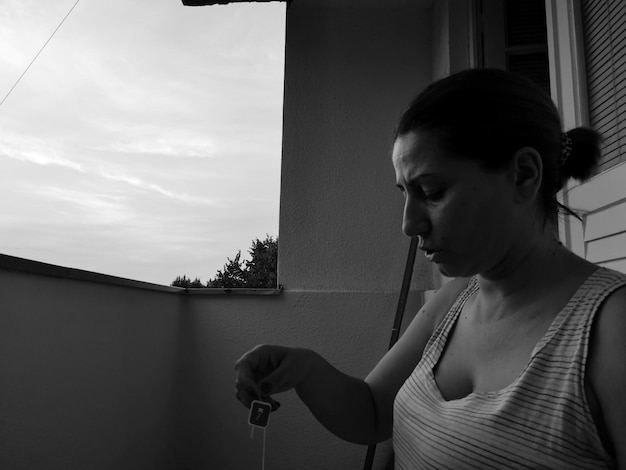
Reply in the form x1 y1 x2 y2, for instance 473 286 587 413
402 197 431 237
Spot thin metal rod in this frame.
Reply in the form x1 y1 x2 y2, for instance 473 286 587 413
363 236 419 470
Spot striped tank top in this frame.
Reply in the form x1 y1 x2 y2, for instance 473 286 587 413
393 267 626 469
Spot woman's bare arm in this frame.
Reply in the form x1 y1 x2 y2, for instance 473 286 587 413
235 277 469 444
587 285 626 468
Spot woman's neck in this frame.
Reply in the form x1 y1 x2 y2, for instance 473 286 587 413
474 228 589 320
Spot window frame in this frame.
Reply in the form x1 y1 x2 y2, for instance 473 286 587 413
546 0 626 270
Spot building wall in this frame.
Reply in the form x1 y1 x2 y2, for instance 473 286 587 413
431 0 472 80
279 5 435 292
566 163 626 273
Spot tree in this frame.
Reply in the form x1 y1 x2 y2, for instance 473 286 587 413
243 235 278 288
170 235 278 289
206 251 247 288
171 275 204 288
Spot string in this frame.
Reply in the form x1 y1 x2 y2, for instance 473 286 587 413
250 426 267 470
262 427 267 470
0 0 82 110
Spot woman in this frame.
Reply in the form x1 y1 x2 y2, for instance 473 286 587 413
235 69 626 469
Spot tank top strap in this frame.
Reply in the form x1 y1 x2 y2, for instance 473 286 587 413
420 276 479 372
532 267 626 376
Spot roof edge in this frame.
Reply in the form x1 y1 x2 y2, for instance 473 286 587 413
182 0 278 5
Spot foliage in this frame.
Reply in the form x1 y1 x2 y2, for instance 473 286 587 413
206 251 247 288
170 235 278 289
240 235 278 288
171 275 205 288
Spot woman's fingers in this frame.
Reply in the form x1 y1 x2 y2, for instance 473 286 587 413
234 378 281 412
235 346 277 409
235 387 256 408
234 345 303 411
258 347 310 395
235 360 259 392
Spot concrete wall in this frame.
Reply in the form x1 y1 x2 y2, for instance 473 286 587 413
0 262 423 470
279 5 435 292
184 290 424 470
0 267 188 470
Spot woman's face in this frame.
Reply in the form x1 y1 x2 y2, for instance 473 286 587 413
392 131 520 278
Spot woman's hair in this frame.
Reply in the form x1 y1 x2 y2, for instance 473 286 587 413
395 68 602 221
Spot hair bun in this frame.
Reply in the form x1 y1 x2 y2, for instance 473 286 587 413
561 127 603 184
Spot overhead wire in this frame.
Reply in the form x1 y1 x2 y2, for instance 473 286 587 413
0 0 82 110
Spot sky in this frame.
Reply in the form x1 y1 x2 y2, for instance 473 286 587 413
0 0 285 285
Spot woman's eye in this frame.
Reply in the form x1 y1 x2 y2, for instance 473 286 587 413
424 189 445 201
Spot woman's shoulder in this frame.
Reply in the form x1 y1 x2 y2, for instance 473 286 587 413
595 265 626 283
594 268 626 321
591 267 626 343
586 269 626 463
586 266 626 312
426 276 473 330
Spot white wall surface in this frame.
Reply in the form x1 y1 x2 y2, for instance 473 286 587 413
565 162 626 274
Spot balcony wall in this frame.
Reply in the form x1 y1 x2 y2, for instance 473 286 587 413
0 259 188 469
184 289 425 470
0 259 424 470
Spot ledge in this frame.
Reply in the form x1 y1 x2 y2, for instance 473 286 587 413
183 286 282 295
0 253 282 295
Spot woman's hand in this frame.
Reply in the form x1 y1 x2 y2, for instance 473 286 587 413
234 345 313 411
236 344 384 444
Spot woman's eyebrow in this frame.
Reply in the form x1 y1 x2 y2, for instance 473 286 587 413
405 173 439 184
397 174 442 190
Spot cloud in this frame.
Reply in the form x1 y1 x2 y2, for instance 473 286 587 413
0 136 84 171
96 168 219 206
31 186 131 225
4 148 83 172
0 134 218 207
102 133 218 159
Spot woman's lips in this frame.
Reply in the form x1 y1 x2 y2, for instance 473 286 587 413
424 249 442 262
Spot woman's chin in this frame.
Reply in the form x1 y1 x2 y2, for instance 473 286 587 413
434 261 473 279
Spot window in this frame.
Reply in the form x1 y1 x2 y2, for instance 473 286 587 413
478 0 550 94
581 0 626 172
503 0 550 94
0 1 285 285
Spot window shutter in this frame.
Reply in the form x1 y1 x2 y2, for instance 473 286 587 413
581 0 626 172
504 0 550 95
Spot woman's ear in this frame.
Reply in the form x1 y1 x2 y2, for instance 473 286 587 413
510 146 542 204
